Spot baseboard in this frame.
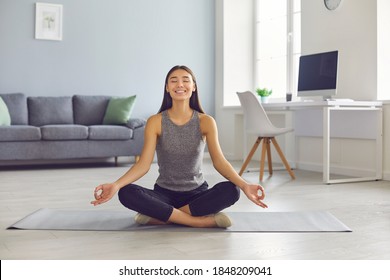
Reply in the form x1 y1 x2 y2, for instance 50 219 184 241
383 171 390 181
297 162 382 179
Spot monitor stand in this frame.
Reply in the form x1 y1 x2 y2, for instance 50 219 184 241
324 96 335 101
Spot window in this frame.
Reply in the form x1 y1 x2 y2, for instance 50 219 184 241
255 0 301 98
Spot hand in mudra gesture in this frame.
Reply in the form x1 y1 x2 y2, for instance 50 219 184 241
242 183 268 208
90 183 119 206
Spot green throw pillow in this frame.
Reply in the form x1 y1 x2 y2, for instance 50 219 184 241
0 97 11 126
103 95 136 125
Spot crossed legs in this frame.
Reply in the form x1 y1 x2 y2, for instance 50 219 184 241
118 181 240 228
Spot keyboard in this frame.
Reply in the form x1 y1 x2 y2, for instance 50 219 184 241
326 98 354 102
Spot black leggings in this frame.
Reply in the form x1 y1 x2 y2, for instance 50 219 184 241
118 181 240 222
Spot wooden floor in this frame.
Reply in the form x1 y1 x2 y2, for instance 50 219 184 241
1 158 390 260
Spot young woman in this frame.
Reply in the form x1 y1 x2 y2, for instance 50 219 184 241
91 65 267 228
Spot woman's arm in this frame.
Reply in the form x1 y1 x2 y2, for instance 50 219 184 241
91 114 160 206
201 114 267 208
112 114 160 188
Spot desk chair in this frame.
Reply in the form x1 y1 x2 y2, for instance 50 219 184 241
237 91 295 181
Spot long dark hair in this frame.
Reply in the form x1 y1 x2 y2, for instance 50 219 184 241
158 65 205 113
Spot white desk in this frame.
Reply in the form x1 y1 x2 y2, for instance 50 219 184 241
262 100 383 184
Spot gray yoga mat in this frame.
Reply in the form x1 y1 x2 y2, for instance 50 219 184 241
7 208 351 232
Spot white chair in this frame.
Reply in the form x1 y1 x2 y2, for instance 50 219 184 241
237 91 295 181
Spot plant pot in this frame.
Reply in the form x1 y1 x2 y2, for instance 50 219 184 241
260 96 269 103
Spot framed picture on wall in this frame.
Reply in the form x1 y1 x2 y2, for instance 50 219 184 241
35 3 63 41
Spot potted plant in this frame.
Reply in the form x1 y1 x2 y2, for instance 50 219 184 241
256 87 272 103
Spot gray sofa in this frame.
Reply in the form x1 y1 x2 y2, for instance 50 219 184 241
0 93 146 165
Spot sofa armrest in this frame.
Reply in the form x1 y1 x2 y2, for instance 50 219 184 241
125 118 147 129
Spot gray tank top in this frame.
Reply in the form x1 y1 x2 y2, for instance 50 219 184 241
156 110 206 191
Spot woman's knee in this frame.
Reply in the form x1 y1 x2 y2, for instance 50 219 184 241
118 184 143 208
215 181 240 203
227 182 241 203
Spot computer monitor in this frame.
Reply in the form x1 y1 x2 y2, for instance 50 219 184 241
297 50 338 100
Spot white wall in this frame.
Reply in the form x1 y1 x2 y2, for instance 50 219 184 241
215 0 254 160
222 0 254 107
216 0 390 180
299 0 390 178
377 0 390 100
302 0 377 101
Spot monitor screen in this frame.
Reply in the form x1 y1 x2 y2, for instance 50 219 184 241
297 50 338 100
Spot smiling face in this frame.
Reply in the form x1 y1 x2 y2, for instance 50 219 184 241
165 69 196 102
158 65 204 113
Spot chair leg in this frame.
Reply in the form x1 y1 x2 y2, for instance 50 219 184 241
260 138 267 182
239 137 262 176
270 138 295 179
266 138 273 176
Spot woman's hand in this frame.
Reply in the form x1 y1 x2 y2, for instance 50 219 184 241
90 183 120 206
242 183 268 208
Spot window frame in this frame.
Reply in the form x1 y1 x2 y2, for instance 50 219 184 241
254 0 301 99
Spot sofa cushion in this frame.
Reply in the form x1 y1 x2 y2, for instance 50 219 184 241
0 97 11 126
88 125 133 140
28 96 74 126
103 95 137 125
41 125 89 140
0 93 28 125
0 125 41 142
73 95 110 125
